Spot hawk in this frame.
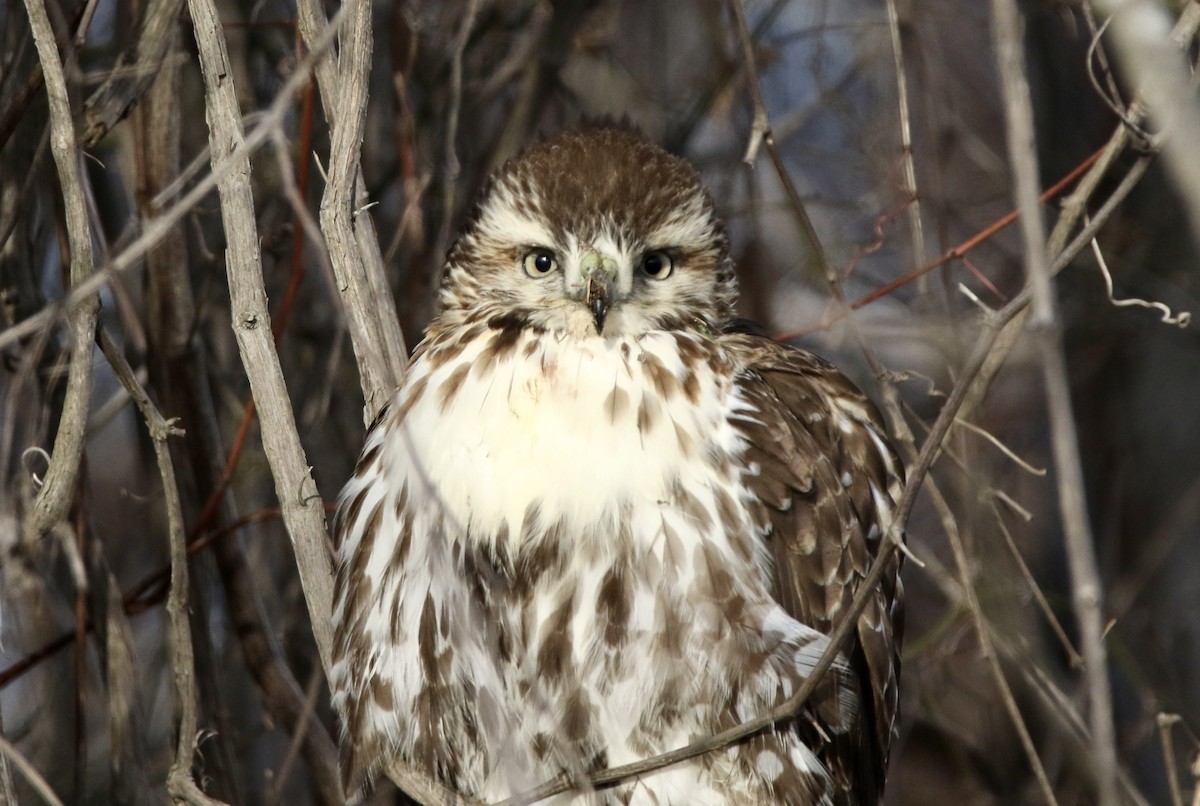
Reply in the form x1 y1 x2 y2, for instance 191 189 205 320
330 126 904 805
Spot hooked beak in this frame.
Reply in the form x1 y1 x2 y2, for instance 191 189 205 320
579 251 617 335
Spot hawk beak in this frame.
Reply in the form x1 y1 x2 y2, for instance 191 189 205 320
580 251 618 335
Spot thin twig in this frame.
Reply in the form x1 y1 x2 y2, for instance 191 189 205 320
432 0 482 286
953 417 1047 476
0 707 11 806
990 2 1117 803
724 0 832 281
0 125 50 258
776 146 1106 342
916 539 1152 806
271 666 324 801
727 0 770 164
1083 11 1151 140
990 500 1085 669
948 0 1173 484
81 0 186 147
0 505 330 692
95 331 222 805
938 485 1059 805
270 129 337 311
0 734 64 806
1157 713 1185 806
0 2 88 154
1089 225 1190 326
884 0 927 272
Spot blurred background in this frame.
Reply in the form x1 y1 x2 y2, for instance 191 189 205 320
2 0 1199 803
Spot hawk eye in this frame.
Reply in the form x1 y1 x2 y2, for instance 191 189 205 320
522 249 559 278
640 250 674 280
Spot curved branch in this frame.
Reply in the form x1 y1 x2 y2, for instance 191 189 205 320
22 0 100 537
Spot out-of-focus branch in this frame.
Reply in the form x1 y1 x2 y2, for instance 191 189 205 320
182 362 343 803
0 3 89 154
728 0 770 165
914 538 1155 806
0 734 63 806
1092 0 1200 248
725 0 831 281
184 0 334 672
0 707 11 804
134 40 244 797
884 0 927 271
82 0 186 147
22 0 100 537
935 487 1059 805
487 0 591 168
432 0 481 282
297 0 408 423
137 24 193 368
990 3 1116 804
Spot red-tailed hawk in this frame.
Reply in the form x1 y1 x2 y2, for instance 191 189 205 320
331 126 904 804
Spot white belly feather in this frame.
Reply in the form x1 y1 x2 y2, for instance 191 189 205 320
404 330 733 543
332 327 846 804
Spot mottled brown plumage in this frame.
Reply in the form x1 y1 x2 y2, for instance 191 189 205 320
331 125 904 804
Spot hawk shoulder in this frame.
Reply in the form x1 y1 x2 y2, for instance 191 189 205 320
723 330 905 803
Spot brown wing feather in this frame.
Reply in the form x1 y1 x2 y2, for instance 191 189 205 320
723 330 904 806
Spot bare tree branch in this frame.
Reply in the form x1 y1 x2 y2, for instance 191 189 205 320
96 332 222 805
21 0 100 537
991 5 1118 804
1092 0 1200 248
184 0 334 672
315 0 399 421
297 0 408 422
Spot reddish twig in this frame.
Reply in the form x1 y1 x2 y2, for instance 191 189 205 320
775 145 1105 342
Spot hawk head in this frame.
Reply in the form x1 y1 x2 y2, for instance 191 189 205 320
436 126 737 338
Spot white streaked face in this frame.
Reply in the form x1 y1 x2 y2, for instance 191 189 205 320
436 127 738 338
